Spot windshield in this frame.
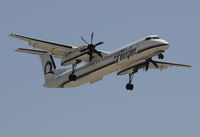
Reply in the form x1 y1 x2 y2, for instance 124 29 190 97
145 36 160 41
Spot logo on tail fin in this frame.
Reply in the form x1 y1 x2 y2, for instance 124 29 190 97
44 61 54 74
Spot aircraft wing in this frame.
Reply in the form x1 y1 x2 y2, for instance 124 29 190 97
15 48 64 58
144 61 191 70
10 34 78 58
117 60 191 75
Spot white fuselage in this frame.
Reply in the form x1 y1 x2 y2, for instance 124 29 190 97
44 37 169 88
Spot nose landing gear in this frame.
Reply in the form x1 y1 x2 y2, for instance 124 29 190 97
158 53 164 59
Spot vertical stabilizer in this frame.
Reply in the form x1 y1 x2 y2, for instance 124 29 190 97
40 53 57 83
16 48 66 85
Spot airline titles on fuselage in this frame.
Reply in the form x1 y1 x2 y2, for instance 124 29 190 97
76 46 137 72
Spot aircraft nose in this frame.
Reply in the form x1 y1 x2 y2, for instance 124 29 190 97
160 39 169 45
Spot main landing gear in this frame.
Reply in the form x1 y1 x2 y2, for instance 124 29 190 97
68 60 81 81
126 69 138 91
69 73 76 81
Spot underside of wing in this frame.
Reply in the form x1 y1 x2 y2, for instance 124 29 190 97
10 34 78 58
117 60 191 75
146 61 192 70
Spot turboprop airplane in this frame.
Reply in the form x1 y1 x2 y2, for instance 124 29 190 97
10 33 191 90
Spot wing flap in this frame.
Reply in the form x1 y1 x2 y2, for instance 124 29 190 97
16 48 62 58
16 48 47 55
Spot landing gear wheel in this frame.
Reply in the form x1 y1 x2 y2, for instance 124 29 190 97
126 83 134 90
69 74 77 81
125 69 137 91
158 53 164 59
69 60 80 81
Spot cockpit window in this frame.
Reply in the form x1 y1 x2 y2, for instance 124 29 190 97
145 37 152 40
145 36 160 41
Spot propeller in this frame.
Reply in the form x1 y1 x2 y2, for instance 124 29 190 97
145 58 158 71
80 32 104 61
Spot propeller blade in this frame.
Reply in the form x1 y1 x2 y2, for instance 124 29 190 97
150 59 158 68
80 48 88 52
81 36 89 45
86 51 93 61
89 53 93 61
95 42 104 47
145 58 158 71
145 62 149 71
94 49 102 57
91 32 94 44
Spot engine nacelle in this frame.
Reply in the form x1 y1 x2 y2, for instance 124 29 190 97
61 52 88 66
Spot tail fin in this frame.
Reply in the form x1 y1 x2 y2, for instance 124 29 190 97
40 53 57 82
16 48 65 83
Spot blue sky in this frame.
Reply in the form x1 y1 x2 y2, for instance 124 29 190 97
0 0 199 137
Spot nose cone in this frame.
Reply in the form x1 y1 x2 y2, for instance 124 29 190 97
158 39 169 51
159 39 169 46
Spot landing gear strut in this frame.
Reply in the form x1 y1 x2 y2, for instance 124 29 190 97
158 53 164 59
68 60 81 81
126 69 137 91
